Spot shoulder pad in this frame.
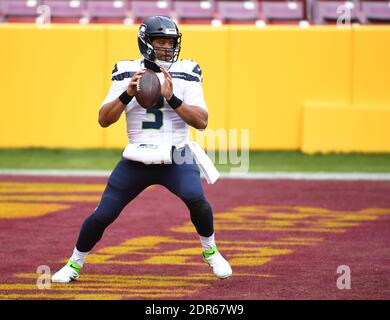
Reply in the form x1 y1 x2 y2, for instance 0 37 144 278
191 63 202 77
179 60 203 82
111 60 140 81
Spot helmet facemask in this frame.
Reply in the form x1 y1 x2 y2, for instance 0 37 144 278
137 16 182 69
150 35 181 68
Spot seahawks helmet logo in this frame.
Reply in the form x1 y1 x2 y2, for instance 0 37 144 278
165 28 177 35
138 25 146 38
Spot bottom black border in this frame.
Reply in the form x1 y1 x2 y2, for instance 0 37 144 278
1 299 388 319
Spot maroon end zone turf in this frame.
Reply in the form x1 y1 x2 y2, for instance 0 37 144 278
0 175 389 300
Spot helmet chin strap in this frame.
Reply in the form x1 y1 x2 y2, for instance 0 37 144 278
155 59 173 69
143 58 173 72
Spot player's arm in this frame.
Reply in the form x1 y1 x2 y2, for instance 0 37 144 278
98 70 145 127
160 67 208 130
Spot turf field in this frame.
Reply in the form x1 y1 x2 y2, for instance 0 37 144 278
0 149 389 300
1 148 390 172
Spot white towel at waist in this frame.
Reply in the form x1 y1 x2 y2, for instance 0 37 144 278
122 143 172 165
187 141 220 184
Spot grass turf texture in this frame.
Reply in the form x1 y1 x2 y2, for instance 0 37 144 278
0 148 390 172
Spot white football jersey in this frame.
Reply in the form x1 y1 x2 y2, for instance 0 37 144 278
101 59 207 147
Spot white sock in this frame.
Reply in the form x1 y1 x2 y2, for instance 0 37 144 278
69 247 89 267
200 233 216 251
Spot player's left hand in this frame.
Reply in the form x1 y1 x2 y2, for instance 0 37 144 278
160 67 173 100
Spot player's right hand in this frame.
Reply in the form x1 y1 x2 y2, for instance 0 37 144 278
127 69 146 96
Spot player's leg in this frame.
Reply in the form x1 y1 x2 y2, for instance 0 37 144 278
52 159 152 283
161 147 232 279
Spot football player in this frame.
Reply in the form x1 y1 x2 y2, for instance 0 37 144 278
52 16 232 283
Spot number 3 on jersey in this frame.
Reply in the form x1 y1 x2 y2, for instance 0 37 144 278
142 96 164 129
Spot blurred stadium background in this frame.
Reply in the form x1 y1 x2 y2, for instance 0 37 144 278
0 0 390 300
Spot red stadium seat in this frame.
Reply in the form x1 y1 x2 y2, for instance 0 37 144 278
312 0 361 24
173 0 216 24
216 0 260 24
1 0 42 23
87 0 129 24
261 1 306 24
131 0 173 24
1 0 389 26
360 0 390 24
41 0 86 23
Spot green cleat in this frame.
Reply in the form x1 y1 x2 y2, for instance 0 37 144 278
203 246 232 279
51 260 81 283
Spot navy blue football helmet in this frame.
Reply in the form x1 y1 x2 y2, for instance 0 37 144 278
138 16 182 67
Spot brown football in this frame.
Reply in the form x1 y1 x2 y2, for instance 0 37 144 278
135 69 161 109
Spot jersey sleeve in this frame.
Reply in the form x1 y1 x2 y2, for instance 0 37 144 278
183 62 208 111
100 63 129 108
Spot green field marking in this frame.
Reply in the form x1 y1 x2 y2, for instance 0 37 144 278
0 148 390 173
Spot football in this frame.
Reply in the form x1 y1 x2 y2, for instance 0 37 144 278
135 69 161 109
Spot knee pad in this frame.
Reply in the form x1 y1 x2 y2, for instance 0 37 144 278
90 212 110 228
186 196 210 213
76 213 109 252
186 196 214 237
93 203 120 226
93 194 126 226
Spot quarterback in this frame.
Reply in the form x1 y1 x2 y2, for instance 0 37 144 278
52 16 232 282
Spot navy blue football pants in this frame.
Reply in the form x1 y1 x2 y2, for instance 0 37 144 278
75 147 214 252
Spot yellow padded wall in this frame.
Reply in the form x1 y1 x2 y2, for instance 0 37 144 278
229 26 352 150
0 24 106 148
352 26 390 107
302 104 390 153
